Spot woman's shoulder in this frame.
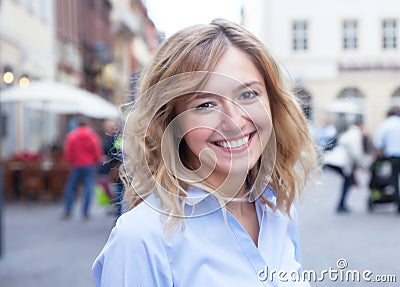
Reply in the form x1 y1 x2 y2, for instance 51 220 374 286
114 195 165 241
92 195 173 286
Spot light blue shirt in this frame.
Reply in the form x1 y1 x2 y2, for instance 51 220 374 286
92 186 309 286
374 115 400 157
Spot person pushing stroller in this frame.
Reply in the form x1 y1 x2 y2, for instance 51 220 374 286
373 106 400 213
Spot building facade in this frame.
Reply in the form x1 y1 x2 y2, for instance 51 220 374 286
110 0 159 105
80 0 114 100
243 0 400 134
0 0 55 84
0 0 56 157
0 0 159 158
55 0 82 86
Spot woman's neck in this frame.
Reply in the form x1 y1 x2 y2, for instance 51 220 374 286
226 199 259 247
206 172 250 199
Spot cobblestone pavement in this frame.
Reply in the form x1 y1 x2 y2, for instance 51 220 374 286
0 201 115 287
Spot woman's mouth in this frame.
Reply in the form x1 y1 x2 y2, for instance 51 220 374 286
212 132 255 150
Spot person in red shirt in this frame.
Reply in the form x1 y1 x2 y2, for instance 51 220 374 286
62 116 103 220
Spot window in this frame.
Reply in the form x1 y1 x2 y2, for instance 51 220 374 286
338 87 363 100
383 19 397 49
292 21 308 51
343 20 358 50
335 87 365 130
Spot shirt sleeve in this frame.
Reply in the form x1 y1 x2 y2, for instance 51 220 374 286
373 124 386 151
289 206 302 265
63 134 72 163
92 217 173 287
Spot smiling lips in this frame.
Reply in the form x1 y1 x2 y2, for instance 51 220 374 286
213 132 254 150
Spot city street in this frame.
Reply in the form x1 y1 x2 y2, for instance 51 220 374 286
298 168 400 286
0 168 399 286
0 201 115 287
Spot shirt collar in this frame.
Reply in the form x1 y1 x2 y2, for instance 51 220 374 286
185 186 211 206
185 185 276 207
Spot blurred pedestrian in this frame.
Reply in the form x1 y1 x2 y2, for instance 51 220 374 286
62 116 103 220
317 119 338 151
374 106 400 213
324 119 365 213
98 119 125 219
92 19 317 286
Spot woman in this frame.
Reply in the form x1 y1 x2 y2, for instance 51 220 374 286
93 19 316 286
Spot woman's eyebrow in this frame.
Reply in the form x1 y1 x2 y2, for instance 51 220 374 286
185 80 264 103
195 81 263 98
234 81 263 92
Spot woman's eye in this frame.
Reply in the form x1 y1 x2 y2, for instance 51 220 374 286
240 90 259 101
195 102 215 110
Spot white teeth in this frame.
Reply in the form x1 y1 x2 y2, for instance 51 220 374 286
216 135 251 149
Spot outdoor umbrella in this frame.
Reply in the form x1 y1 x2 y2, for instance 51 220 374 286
0 80 120 119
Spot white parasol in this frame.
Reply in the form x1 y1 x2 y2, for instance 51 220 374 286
0 80 120 119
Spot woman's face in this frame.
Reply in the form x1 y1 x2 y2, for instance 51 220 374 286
174 47 272 188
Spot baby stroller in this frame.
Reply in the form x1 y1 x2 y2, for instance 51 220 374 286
368 157 397 211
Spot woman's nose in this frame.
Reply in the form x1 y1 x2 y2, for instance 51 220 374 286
219 100 247 132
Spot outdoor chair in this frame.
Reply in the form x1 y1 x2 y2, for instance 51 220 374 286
47 162 71 201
